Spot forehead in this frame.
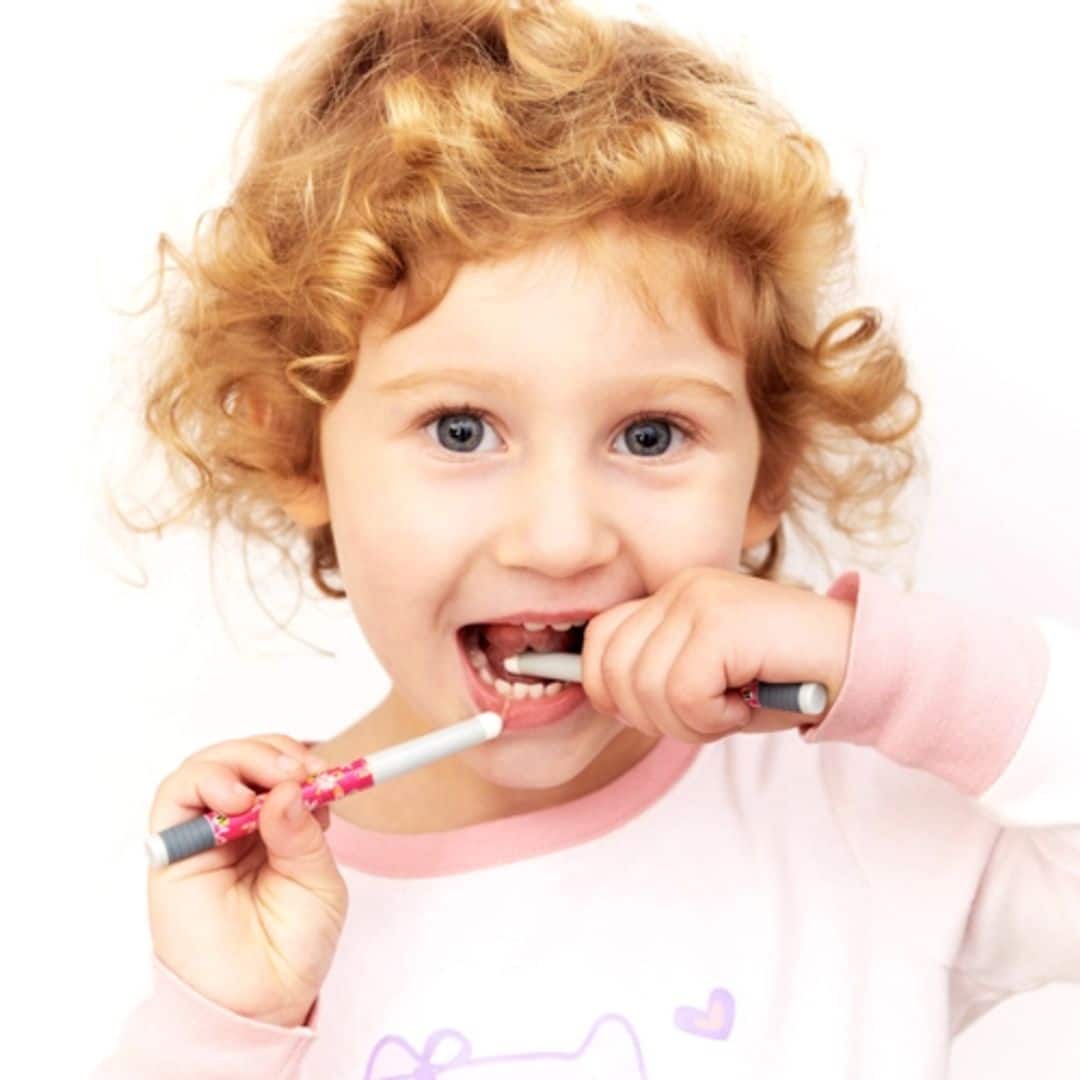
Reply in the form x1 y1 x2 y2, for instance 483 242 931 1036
361 221 752 372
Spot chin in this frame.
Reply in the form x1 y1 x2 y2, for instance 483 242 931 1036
458 710 624 791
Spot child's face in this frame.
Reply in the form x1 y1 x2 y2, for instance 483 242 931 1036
301 229 777 796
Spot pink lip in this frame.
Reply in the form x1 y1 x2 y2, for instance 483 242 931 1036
456 631 589 732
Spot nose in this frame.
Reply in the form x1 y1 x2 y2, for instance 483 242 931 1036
492 447 619 579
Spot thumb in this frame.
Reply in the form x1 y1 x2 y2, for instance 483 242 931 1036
258 781 344 896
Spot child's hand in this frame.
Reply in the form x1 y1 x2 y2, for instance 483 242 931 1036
146 735 348 1028
580 567 855 742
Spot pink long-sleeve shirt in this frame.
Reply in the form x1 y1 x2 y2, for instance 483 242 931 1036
95 569 1080 1078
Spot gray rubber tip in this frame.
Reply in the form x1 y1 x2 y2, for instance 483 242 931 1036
144 815 217 867
144 833 168 868
755 681 828 715
798 682 829 715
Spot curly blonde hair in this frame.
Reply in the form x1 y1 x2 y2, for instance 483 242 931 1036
112 0 924 608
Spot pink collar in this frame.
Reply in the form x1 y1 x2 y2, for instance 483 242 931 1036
325 736 702 878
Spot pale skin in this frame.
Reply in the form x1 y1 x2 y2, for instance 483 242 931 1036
278 224 856 833
143 224 856 1032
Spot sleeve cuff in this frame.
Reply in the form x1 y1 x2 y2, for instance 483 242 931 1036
141 953 319 1070
799 569 1051 798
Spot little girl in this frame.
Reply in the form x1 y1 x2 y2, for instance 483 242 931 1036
96 0 1080 1076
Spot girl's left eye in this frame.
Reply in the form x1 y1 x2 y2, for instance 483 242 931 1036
417 403 696 458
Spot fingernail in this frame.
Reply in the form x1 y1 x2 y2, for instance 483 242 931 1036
234 781 255 797
285 792 305 822
306 756 328 774
276 754 302 774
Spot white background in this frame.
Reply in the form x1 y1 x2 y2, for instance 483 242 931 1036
4 1 1078 1075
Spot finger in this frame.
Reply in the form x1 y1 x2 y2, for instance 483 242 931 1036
666 616 753 739
227 792 336 886
190 734 327 772
580 599 646 717
632 612 706 743
151 739 329 833
146 757 275 876
257 780 344 901
151 759 265 833
231 802 333 883
596 602 670 735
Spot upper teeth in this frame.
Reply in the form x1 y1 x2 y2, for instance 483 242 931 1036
521 620 587 631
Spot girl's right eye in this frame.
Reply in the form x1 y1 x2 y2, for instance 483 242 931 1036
422 408 501 454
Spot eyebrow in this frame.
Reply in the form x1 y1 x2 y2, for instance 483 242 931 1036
373 366 737 404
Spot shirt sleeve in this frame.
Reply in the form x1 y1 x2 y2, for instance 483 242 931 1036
91 954 322 1079
801 569 1080 1028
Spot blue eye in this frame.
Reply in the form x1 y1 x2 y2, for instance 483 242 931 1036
613 416 686 457
425 411 501 453
419 403 696 458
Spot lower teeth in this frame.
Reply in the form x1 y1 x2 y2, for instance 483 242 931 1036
468 647 565 700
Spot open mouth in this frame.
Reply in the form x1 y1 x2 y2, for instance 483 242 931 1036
455 620 592 730
458 622 584 683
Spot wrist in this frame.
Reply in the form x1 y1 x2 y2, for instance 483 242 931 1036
256 996 318 1029
814 594 856 723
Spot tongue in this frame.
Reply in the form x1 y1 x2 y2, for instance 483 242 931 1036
480 623 574 665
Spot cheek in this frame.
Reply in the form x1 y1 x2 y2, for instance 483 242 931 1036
328 481 475 641
332 465 497 582
625 491 751 586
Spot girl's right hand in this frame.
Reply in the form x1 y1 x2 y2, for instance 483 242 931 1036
147 734 349 1028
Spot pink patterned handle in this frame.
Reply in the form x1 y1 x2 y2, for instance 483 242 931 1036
205 759 374 847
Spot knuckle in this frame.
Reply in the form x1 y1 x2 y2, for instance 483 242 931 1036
262 733 314 760
599 648 620 683
180 738 243 766
667 679 698 712
181 751 229 778
662 573 689 601
268 731 303 748
170 757 207 786
673 578 714 617
178 747 209 769
670 586 700 614
670 566 699 591
632 662 656 700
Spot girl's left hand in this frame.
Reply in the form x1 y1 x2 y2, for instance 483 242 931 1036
580 567 856 742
